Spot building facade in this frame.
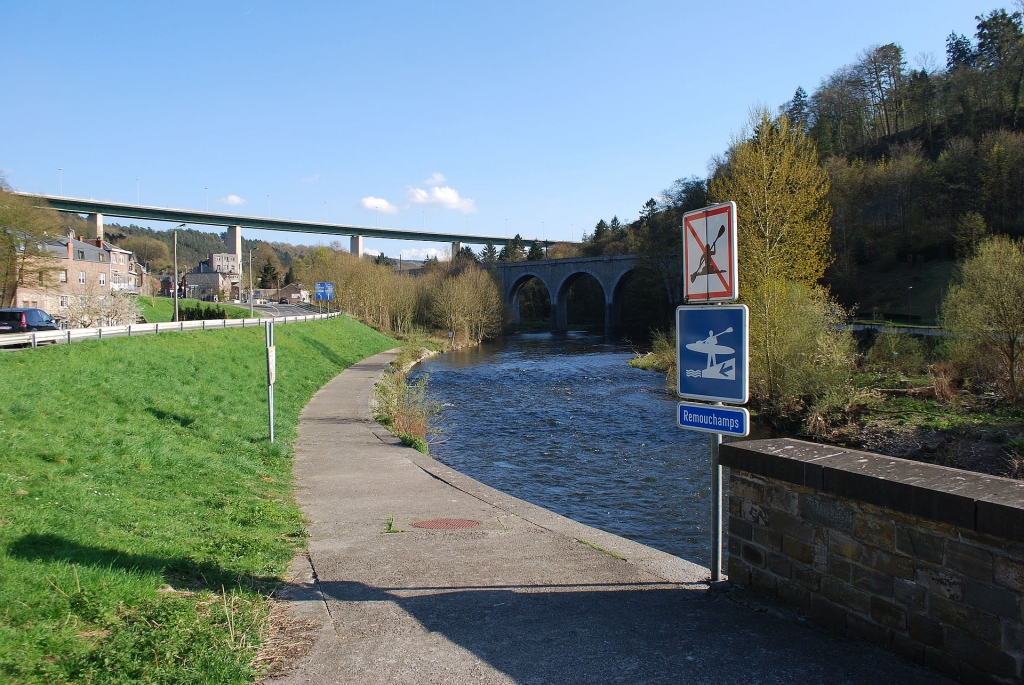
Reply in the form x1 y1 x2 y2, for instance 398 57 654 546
13 234 149 324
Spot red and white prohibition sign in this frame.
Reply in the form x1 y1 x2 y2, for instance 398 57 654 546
682 201 738 302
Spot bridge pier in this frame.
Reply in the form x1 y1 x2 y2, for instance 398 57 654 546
451 241 463 258
350 235 363 258
87 213 104 240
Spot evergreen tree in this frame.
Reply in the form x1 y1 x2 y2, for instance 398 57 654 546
457 245 478 261
639 198 659 222
609 216 625 238
592 219 610 241
258 257 280 288
946 32 974 69
480 242 498 263
785 86 810 131
527 240 545 260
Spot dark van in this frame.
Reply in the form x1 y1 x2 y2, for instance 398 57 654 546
0 308 60 334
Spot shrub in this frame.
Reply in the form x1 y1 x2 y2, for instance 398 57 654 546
864 329 925 376
941 235 1024 401
746 277 856 422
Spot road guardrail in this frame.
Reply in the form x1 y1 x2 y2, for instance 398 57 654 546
0 312 340 349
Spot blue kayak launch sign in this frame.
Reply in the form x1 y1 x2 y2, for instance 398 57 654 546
677 401 750 437
676 304 749 404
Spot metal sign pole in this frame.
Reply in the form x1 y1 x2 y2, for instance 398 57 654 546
266 321 275 443
710 408 724 582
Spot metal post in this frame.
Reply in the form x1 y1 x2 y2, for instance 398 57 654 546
173 229 180 322
266 321 275 443
710 417 724 582
249 250 254 318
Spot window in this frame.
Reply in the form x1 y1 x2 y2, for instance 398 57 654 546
78 271 86 284
98 253 105 262
77 250 85 260
59 295 69 308
99 273 106 286
59 270 67 282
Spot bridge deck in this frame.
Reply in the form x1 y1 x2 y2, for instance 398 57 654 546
261 351 949 684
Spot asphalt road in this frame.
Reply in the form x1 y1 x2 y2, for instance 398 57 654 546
252 302 316 318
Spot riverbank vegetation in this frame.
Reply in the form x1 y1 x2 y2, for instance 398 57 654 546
372 345 441 454
0 316 395 682
619 5 1024 477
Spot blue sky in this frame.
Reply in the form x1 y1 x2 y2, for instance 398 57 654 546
1 1 997 260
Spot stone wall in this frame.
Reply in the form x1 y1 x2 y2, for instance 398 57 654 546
720 438 1024 684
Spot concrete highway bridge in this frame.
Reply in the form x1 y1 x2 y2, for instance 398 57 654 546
19 194 642 333
16 192 515 263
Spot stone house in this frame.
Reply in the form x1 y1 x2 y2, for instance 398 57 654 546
14 234 149 321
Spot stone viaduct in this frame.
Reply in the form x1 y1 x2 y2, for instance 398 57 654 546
492 255 637 334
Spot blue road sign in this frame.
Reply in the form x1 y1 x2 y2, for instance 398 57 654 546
677 401 750 437
676 304 748 404
315 282 334 301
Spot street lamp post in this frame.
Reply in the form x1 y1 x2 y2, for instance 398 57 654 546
172 224 185 322
206 187 209 211
59 168 63 197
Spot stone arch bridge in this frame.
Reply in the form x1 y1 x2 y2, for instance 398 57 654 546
493 255 639 334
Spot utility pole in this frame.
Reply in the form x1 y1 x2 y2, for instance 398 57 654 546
249 250 254 318
173 226 180 322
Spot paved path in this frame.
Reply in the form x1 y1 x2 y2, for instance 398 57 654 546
263 350 948 684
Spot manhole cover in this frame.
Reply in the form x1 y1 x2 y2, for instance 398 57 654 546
411 519 480 530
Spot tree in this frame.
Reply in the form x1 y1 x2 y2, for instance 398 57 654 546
0 184 63 307
258 257 280 288
953 211 988 257
591 219 610 242
117 235 169 267
609 216 625 239
785 86 810 131
942 235 1024 401
526 240 545 261
946 32 975 70
709 108 833 292
662 176 709 212
499 234 526 262
639 198 658 222
374 253 394 267
480 242 498 263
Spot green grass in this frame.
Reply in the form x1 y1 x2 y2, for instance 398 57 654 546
139 297 257 323
0 316 395 683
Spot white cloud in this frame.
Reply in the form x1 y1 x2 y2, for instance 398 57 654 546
399 247 449 261
218 194 247 206
301 173 320 183
423 172 446 186
360 196 399 214
405 185 476 213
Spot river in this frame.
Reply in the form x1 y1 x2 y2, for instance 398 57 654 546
410 331 717 567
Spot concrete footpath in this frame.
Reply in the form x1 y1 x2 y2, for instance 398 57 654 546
262 350 948 684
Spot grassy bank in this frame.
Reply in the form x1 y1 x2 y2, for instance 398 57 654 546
139 296 256 323
0 316 395 683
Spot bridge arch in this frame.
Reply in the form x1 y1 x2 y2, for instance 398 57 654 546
506 271 555 325
551 268 607 330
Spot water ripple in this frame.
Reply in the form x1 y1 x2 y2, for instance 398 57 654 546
411 332 713 566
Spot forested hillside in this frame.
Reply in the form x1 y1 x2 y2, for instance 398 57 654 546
578 6 1024 325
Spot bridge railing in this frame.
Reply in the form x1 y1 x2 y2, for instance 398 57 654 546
0 312 340 349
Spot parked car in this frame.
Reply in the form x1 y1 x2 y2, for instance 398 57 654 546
279 297 289 304
0 308 60 334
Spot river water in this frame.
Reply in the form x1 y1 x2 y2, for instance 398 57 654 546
410 332 715 566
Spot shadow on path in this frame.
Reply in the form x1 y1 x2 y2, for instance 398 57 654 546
314 579 949 684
